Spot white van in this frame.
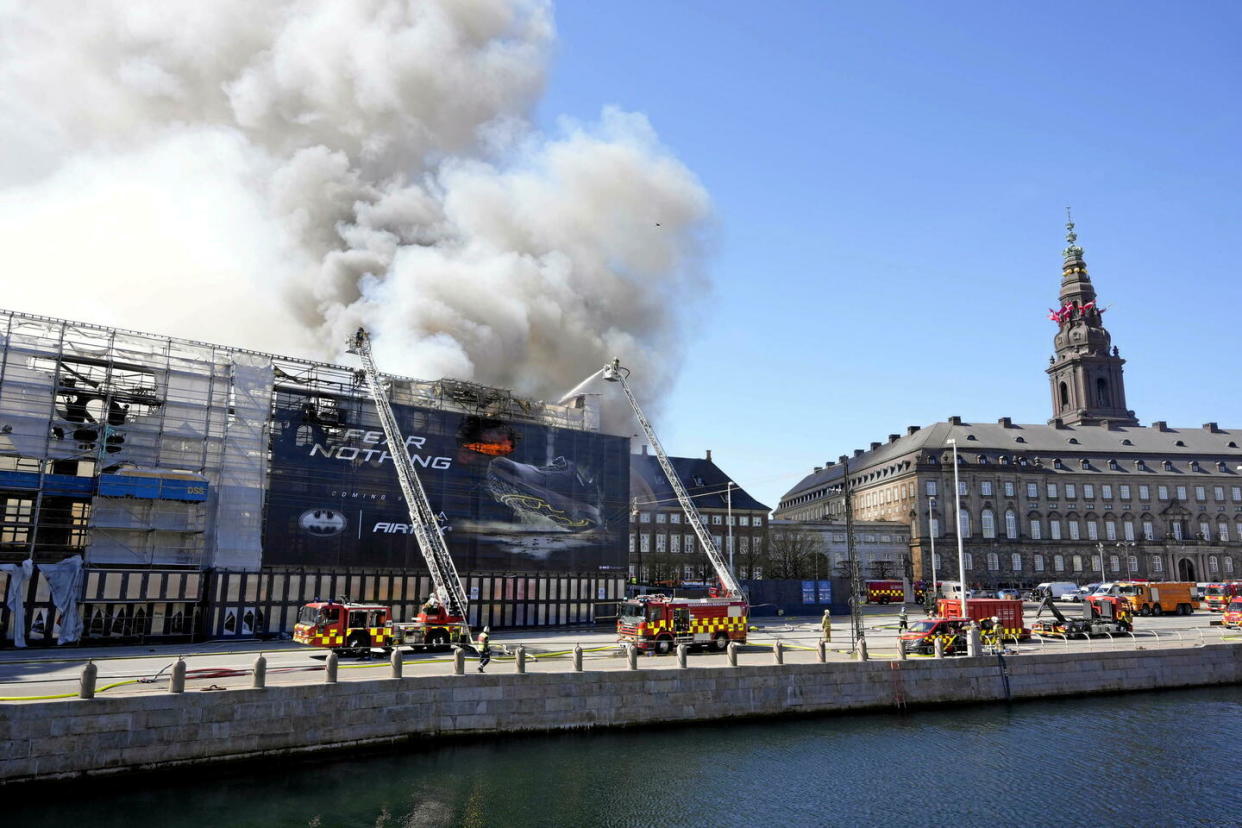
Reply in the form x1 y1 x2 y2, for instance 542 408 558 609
939 581 974 600
1034 581 1078 600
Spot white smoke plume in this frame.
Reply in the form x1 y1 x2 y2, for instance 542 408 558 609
0 0 710 410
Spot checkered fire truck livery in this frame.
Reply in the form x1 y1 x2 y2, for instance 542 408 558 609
616 594 748 654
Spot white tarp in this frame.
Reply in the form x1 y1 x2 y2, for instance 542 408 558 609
37 556 84 644
0 559 33 648
211 354 272 570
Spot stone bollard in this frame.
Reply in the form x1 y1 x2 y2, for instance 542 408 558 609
79 660 97 699
390 648 403 679
324 652 338 684
816 640 827 663
676 643 688 668
772 640 784 665
515 645 526 674
896 640 907 661
627 643 639 670
169 656 187 694
967 625 981 657
856 639 869 662
934 638 945 659
252 653 267 689
454 646 465 675
727 641 739 667
573 643 583 672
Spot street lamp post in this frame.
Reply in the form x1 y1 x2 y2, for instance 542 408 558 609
726 481 735 579
949 438 968 619
1096 541 1106 586
928 495 938 603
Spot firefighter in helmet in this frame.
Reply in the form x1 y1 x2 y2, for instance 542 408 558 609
821 609 832 643
477 626 492 673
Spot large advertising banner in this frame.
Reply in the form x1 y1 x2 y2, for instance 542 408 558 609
262 391 630 574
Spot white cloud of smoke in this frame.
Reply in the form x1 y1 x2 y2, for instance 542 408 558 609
0 0 710 412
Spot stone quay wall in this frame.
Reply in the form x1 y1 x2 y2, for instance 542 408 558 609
2 644 1239 785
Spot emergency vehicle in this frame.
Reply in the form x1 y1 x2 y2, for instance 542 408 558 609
1093 581 1197 616
899 617 973 655
865 580 904 604
1202 582 1242 612
1032 594 1132 637
593 359 750 655
617 593 747 653
1222 597 1242 630
293 330 475 658
293 601 392 653
935 597 1029 640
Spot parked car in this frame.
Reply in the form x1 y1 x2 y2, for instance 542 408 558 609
996 589 1021 600
1060 588 1090 602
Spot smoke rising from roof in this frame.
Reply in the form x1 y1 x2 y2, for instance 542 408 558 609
0 0 710 413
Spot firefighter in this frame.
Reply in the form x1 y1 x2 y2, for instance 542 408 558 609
898 605 908 631
477 626 491 673
821 610 832 643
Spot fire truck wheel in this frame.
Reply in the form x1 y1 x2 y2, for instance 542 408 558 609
1139 605 1150 616
712 633 729 651
1151 604 1162 616
348 632 371 658
654 636 673 655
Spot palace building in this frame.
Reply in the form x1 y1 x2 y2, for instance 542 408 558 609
775 218 1242 588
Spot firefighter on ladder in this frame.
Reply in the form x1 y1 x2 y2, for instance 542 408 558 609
821 609 832 643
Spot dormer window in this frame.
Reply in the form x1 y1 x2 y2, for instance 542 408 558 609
1054 458 1065 470
1080 458 1090 469
1108 459 1120 471
1190 461 1201 472
1163 460 1174 471
1175 440 1186 447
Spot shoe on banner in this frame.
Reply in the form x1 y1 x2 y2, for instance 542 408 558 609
486 456 602 531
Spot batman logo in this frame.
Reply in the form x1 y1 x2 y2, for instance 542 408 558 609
299 508 347 537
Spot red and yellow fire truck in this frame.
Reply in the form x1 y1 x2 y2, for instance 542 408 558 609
935 597 1030 640
1222 597 1242 630
865 580 904 604
293 601 393 653
1203 582 1242 612
293 599 468 655
617 593 748 654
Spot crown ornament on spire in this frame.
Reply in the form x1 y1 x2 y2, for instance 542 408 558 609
1063 206 1084 259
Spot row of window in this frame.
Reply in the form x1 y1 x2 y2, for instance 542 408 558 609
932 510 1242 544
931 550 1236 575
630 534 764 556
927 480 1242 504
634 511 764 527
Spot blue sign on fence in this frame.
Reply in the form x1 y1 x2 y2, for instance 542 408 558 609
817 580 832 604
801 580 817 604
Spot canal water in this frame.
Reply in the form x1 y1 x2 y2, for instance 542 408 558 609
23 686 1242 827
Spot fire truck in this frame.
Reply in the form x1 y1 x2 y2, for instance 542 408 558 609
293 599 466 654
293 329 473 656
865 580 904 604
1203 582 1242 612
1222 597 1242 629
1092 581 1197 616
592 359 750 654
1031 594 1132 638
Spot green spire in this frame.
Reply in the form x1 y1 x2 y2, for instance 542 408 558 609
1063 206 1084 259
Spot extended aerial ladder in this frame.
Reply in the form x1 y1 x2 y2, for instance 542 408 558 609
347 328 472 641
602 358 744 599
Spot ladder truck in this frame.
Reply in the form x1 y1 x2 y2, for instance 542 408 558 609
292 328 472 656
602 358 749 654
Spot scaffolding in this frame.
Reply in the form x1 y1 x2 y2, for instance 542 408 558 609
0 307 601 570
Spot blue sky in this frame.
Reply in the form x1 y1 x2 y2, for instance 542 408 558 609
539 1 1242 511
